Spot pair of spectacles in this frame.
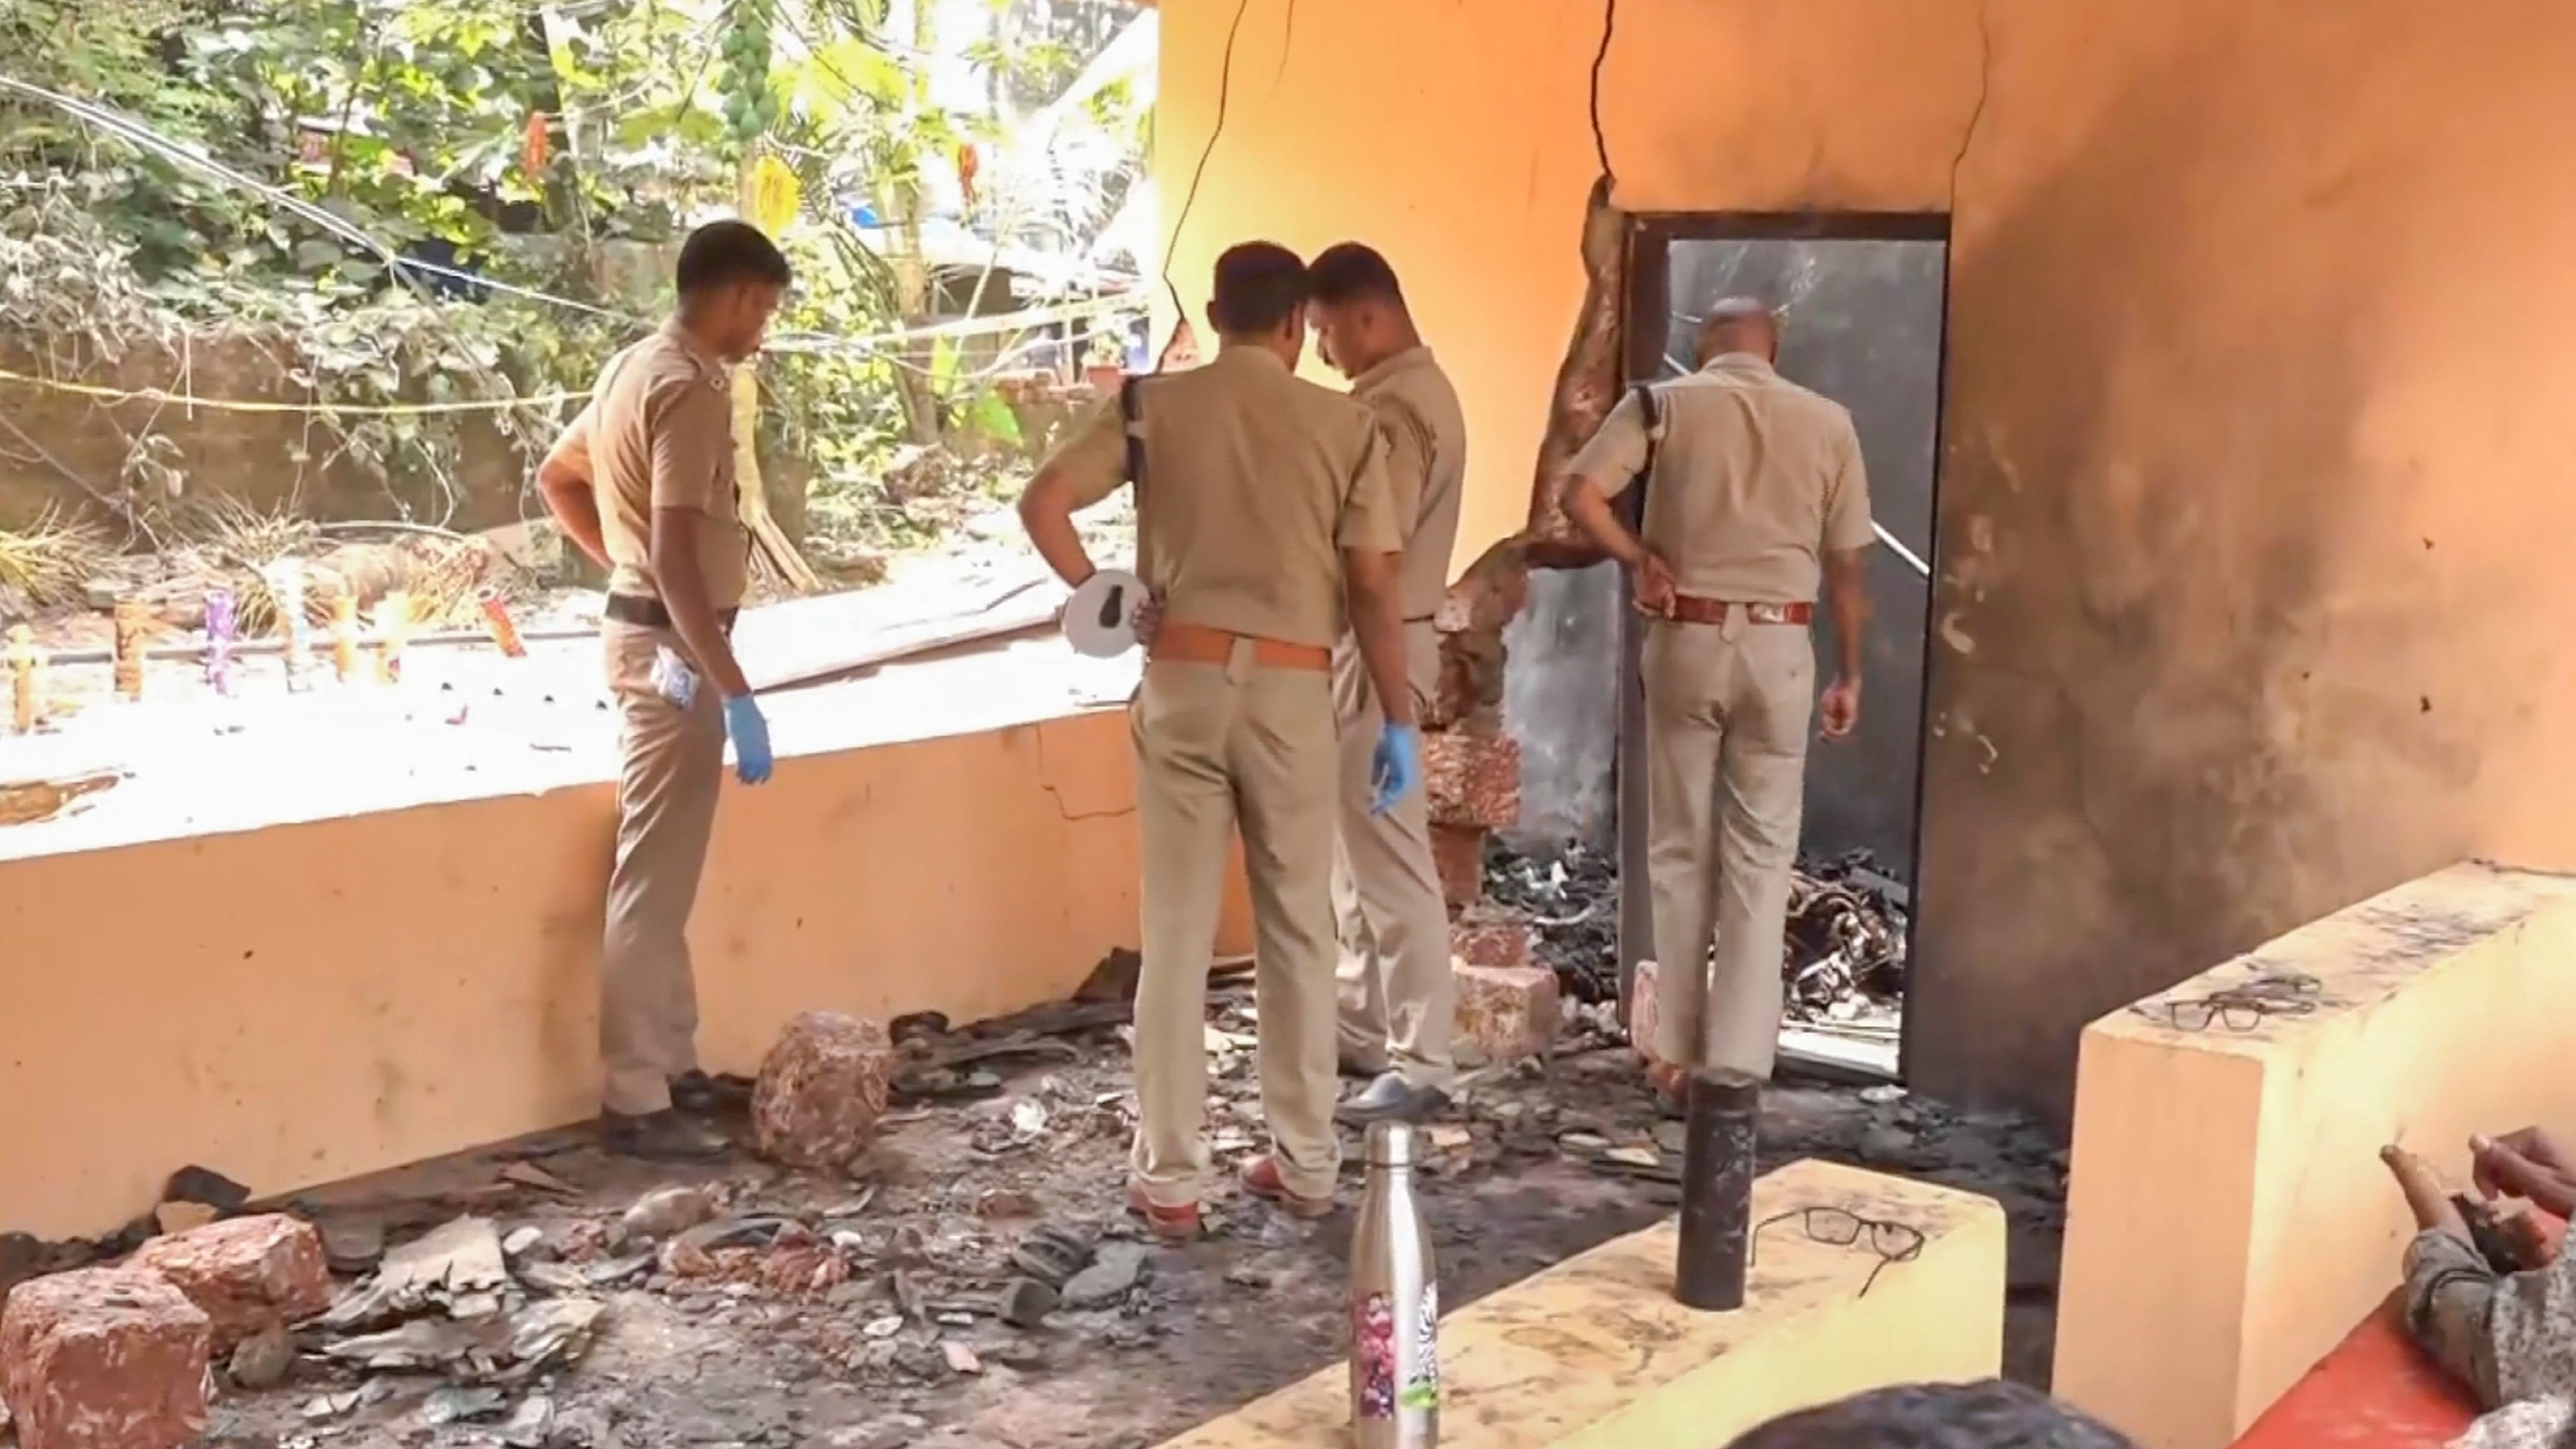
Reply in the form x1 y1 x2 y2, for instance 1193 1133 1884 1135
2132 990 2317 1033
1752 1207 1924 1298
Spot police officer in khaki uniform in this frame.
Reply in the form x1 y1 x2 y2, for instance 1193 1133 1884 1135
535 220 788 1159
1017 242 1422 1235
1301 244 1471 1124
1560 300 1873 1103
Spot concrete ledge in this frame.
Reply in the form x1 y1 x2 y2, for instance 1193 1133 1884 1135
2055 860 2576 1449
0 637 1250 1239
1156 1159 2005 1449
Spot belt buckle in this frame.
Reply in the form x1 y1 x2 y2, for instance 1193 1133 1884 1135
1748 603 1790 625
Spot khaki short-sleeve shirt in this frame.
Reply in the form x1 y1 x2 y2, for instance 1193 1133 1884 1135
1567 353 1872 604
1350 346 1469 621
554 322 751 610
1039 347 1400 648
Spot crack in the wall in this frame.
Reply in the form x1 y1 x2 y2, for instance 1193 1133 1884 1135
1032 722 1139 825
1949 0 1997 212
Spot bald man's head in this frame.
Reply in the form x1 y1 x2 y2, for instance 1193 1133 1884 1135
1696 298 1780 366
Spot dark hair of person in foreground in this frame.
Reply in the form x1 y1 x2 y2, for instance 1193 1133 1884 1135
1724 1382 2143 1449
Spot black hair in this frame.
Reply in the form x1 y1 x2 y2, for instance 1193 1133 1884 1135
1309 242 1406 311
1208 242 1311 334
676 220 793 298
1724 1382 2141 1449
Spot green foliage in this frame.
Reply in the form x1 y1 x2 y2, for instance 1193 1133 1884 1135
0 0 1141 547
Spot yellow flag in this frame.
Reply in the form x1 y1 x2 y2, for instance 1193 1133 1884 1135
747 154 801 237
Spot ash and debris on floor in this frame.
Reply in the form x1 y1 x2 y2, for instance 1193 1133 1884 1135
0 962 2063 1449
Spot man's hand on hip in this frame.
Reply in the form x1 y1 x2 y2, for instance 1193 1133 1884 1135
1130 591 1164 651
1630 553 1678 618
722 695 774 785
1819 678 1862 741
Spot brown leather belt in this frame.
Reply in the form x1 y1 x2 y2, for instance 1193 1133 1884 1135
1150 621 1330 671
605 594 739 630
1666 595 1812 627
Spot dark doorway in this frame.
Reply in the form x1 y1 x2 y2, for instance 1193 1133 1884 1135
1615 214 1949 1081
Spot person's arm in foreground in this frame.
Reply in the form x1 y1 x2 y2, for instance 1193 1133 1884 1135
1819 546 1868 739
646 384 768 784
1817 421 1876 741
1338 426 1418 815
536 404 612 569
1559 391 1674 613
1017 399 1127 590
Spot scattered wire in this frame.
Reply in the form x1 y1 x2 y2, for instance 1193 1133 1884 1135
0 367 583 417
1588 0 1619 185
1159 0 1258 325
0 73 1146 374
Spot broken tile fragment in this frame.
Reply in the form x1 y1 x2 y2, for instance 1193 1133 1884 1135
1059 1244 1150 1310
320 1216 506 1330
227 1323 296 1389
997 1278 1058 1328
128 1213 331 1352
619 1185 717 1242
1452 962 1559 1065
750 1011 896 1172
0 1267 212 1449
160 1166 251 1215
317 1218 384 1274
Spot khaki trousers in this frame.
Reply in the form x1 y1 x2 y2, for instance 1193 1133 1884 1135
599 619 727 1116
1331 624 1454 1088
1642 612 1813 1078
1129 642 1342 1206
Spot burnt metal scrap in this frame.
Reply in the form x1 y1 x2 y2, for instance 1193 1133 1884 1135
1783 849 1909 1018
1484 839 1908 1018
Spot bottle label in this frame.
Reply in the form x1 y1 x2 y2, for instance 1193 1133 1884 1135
1353 1293 1398 1419
1352 1288 1441 1419
1403 1282 1441 1411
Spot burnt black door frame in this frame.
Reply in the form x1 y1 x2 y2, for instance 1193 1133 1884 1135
1611 209 1954 1084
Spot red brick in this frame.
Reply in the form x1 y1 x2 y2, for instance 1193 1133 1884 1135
127 1214 330 1352
752 1011 895 1171
1424 729 1519 830
1433 539 1529 637
1429 825 1485 914
1451 963 1559 1065
0 1267 210 1449
1451 910 1534 970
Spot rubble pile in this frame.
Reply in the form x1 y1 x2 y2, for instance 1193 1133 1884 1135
0 944 2055 1447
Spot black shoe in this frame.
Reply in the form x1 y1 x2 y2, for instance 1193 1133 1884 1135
671 1071 719 1114
601 1109 730 1161
1334 1072 1451 1126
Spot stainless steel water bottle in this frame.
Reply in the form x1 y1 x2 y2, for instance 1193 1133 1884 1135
1350 1121 1439 1448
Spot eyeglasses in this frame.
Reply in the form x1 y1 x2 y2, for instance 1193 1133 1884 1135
2130 970 2320 1033
1752 1207 1924 1298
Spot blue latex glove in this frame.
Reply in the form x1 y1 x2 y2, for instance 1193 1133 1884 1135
722 695 774 786
1370 722 1421 817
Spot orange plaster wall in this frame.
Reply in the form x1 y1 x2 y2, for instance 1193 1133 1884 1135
1157 0 2576 1121
0 707 1245 1240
